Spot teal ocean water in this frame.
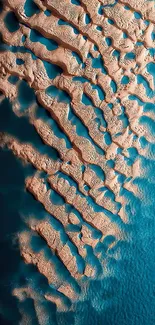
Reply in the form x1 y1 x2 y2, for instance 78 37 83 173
1 102 155 324
0 0 155 324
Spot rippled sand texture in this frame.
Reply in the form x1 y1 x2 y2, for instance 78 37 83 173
0 0 155 324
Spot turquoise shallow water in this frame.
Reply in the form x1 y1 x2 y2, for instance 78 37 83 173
0 0 155 324
1 143 155 325
0 79 155 324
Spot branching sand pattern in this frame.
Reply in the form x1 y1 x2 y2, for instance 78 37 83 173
0 0 155 317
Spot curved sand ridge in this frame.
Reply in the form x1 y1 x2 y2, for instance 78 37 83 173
0 0 155 314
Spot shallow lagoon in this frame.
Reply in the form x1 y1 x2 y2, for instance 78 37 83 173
0 0 155 324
